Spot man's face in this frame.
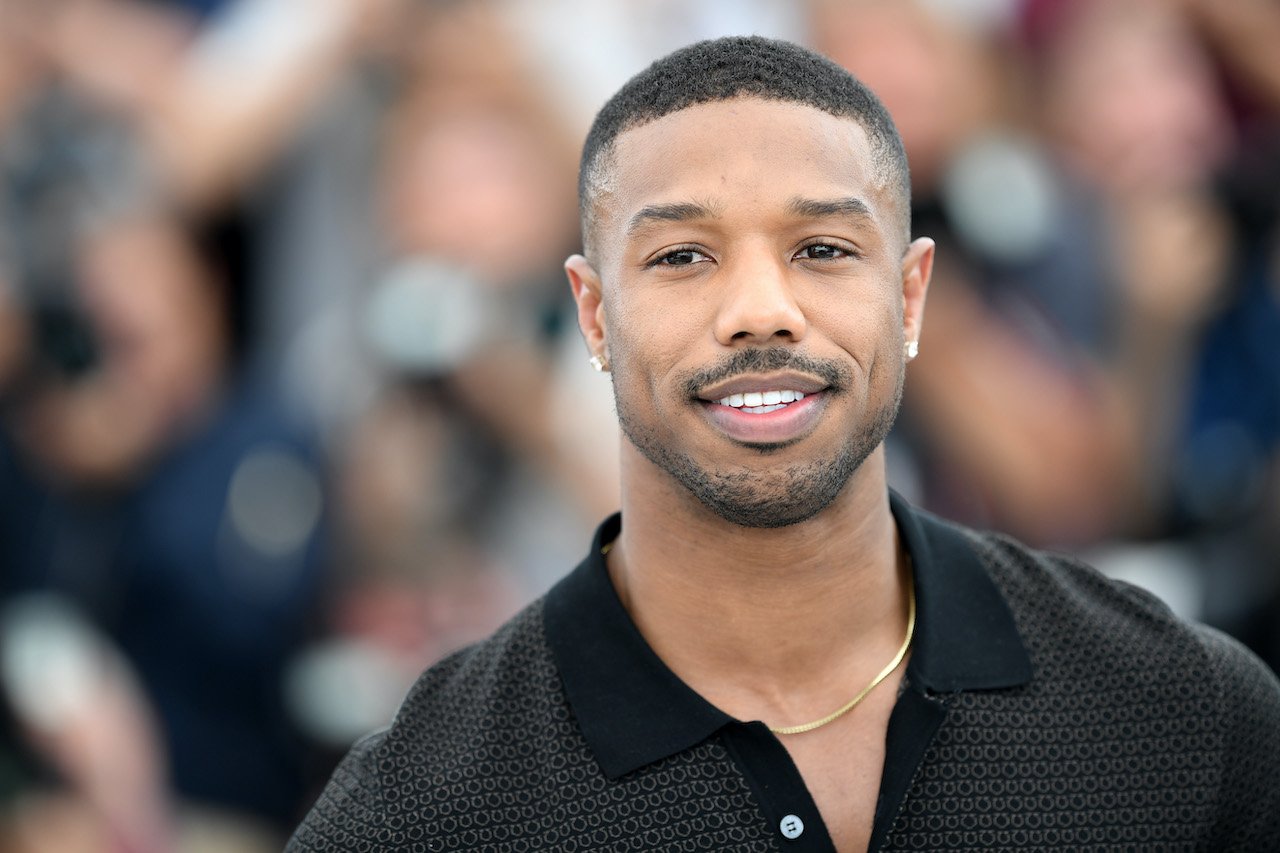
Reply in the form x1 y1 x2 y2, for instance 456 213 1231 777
569 98 930 527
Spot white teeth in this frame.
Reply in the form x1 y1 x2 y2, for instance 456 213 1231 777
715 390 809 409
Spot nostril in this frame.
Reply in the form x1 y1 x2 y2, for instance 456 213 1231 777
732 328 794 341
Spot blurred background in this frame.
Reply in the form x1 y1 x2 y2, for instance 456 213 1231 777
0 0 1277 849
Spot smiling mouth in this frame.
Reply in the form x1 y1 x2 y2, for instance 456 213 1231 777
696 380 829 446
713 389 807 414
686 352 844 444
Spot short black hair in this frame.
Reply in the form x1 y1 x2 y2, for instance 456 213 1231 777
578 35 911 259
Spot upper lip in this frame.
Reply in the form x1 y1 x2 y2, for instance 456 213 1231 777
696 371 830 401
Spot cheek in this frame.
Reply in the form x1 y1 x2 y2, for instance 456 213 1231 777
606 284 696 353
812 292 898 352
606 288 705 375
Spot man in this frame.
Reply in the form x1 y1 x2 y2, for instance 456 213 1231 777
290 36 1280 851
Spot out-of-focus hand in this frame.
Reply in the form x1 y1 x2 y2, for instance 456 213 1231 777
1 597 174 853
37 0 193 114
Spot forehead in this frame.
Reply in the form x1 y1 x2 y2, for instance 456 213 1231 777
599 98 889 248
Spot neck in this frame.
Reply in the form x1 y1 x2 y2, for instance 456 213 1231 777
609 443 910 725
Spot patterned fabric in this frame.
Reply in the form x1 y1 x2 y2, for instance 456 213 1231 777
289 607 778 851
882 531 1279 850
289 518 1280 851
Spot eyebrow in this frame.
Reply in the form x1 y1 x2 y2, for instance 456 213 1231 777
626 201 719 235
787 196 876 223
623 196 877 237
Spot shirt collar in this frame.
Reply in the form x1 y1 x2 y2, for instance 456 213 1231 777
891 492 1033 693
543 492 1032 780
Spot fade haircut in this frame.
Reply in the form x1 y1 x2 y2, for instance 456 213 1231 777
578 35 911 260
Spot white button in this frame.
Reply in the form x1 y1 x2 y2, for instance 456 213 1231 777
779 814 804 840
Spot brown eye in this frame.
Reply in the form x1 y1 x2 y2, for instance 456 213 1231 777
797 243 847 260
662 250 702 265
650 248 709 267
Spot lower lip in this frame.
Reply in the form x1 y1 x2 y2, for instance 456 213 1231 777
700 392 827 445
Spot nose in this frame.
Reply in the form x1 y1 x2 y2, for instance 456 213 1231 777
712 249 808 346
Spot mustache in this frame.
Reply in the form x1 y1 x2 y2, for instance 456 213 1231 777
681 347 852 398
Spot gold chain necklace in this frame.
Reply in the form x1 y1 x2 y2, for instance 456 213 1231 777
768 580 916 736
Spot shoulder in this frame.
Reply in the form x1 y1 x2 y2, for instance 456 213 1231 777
1185 622 1280 845
920 524 1280 844
287 599 571 851
969 528 1280 792
962 526 1269 685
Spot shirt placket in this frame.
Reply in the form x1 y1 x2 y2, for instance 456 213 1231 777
720 722 837 851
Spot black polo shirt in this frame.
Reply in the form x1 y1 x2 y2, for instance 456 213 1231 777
290 494 1280 851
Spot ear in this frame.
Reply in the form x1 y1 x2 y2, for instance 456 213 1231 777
900 237 934 349
565 254 608 361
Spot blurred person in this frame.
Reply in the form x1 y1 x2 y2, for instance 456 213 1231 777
1023 0 1236 532
284 2 619 759
2 0 421 439
1155 0 1280 665
291 37 1280 851
0 200 330 847
365 0 627 560
374 3 617 525
1015 0 1280 658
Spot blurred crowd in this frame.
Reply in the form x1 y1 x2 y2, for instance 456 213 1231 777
0 0 1276 849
